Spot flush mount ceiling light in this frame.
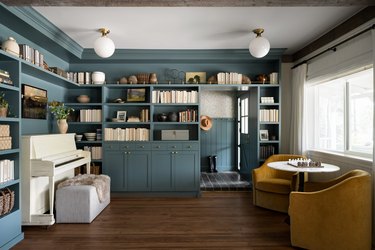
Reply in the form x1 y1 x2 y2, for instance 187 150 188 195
249 28 270 58
94 28 115 58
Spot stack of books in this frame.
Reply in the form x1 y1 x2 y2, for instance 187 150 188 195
0 69 13 85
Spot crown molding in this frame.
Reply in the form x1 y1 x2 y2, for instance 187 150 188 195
2 5 83 59
75 48 285 63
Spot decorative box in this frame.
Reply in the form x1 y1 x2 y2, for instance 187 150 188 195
0 125 10 137
0 136 11 150
161 130 189 140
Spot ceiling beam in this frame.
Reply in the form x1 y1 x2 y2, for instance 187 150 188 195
2 0 373 6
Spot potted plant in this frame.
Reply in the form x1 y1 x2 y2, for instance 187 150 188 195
0 92 9 117
48 100 74 133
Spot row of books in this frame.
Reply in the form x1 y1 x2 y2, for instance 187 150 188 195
217 72 243 84
104 128 150 141
260 97 275 104
0 159 14 184
19 44 44 68
67 72 94 84
152 90 198 104
178 109 198 122
83 146 102 160
139 109 150 122
0 69 13 85
79 109 102 122
260 145 275 160
259 109 279 122
75 164 101 175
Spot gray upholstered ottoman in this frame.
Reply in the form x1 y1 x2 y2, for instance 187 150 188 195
55 174 110 223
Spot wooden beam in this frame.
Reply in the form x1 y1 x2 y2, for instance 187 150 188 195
2 0 373 6
292 6 375 61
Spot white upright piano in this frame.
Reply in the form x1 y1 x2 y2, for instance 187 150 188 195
21 133 91 225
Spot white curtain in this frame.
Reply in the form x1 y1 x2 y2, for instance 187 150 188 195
289 64 307 155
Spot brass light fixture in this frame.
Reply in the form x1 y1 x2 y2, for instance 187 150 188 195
249 28 270 58
94 28 115 58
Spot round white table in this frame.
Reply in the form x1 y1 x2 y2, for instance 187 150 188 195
267 161 340 191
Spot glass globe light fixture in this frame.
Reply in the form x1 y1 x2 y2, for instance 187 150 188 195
249 28 270 58
94 28 115 58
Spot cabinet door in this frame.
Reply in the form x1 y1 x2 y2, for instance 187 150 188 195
151 151 173 191
103 151 125 191
125 151 151 191
174 151 199 191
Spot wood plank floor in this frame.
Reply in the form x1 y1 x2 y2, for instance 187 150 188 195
14 192 295 250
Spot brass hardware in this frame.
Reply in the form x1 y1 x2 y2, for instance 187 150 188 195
98 28 110 37
253 28 264 37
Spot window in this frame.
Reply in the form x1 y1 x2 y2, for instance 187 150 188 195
306 68 373 158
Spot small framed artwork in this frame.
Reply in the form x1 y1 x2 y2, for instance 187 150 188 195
127 88 146 102
259 130 269 141
21 84 48 119
116 111 127 122
186 72 206 84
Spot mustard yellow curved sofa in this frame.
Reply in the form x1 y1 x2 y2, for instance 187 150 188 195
252 154 306 213
289 169 372 250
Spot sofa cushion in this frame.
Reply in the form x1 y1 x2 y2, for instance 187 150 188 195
256 178 291 194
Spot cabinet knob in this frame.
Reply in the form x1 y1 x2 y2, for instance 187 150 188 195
156 146 160 148
128 152 131 154
124 152 127 154
188 145 192 148
172 146 177 148
140 146 145 148
175 151 178 154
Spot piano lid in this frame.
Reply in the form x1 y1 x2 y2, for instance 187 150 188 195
23 133 77 159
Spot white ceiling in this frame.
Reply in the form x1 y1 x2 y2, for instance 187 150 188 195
34 6 363 55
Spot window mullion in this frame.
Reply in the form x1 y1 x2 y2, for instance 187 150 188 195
345 80 350 153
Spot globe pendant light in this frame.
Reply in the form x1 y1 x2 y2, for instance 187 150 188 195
249 28 270 58
94 28 115 58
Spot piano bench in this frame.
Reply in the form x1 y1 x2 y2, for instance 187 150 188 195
55 184 110 223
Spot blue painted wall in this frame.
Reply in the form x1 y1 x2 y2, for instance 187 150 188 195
200 118 236 172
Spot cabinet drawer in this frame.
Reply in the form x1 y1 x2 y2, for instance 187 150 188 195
166 143 182 151
182 142 199 151
103 143 119 151
152 143 168 150
119 143 151 151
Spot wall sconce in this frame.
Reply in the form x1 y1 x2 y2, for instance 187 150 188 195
94 28 115 58
249 28 270 58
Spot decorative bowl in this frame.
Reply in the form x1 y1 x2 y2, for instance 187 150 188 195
77 95 90 103
84 132 96 141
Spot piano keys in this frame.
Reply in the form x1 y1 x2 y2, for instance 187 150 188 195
21 133 91 225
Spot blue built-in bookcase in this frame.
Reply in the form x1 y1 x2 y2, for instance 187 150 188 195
0 3 282 248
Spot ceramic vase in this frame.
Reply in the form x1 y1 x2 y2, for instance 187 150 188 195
149 73 158 84
57 119 68 134
2 37 19 57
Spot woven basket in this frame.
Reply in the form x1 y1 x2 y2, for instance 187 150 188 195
0 188 15 216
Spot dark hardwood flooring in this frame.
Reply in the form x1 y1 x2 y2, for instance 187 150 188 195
14 192 295 250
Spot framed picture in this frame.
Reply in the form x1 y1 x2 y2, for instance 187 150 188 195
21 84 48 119
259 130 269 141
186 72 206 84
127 88 146 102
116 111 127 122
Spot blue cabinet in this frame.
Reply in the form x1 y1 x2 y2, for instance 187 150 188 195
104 141 199 195
103 142 151 192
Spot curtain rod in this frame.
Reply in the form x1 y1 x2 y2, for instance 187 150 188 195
291 23 375 69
